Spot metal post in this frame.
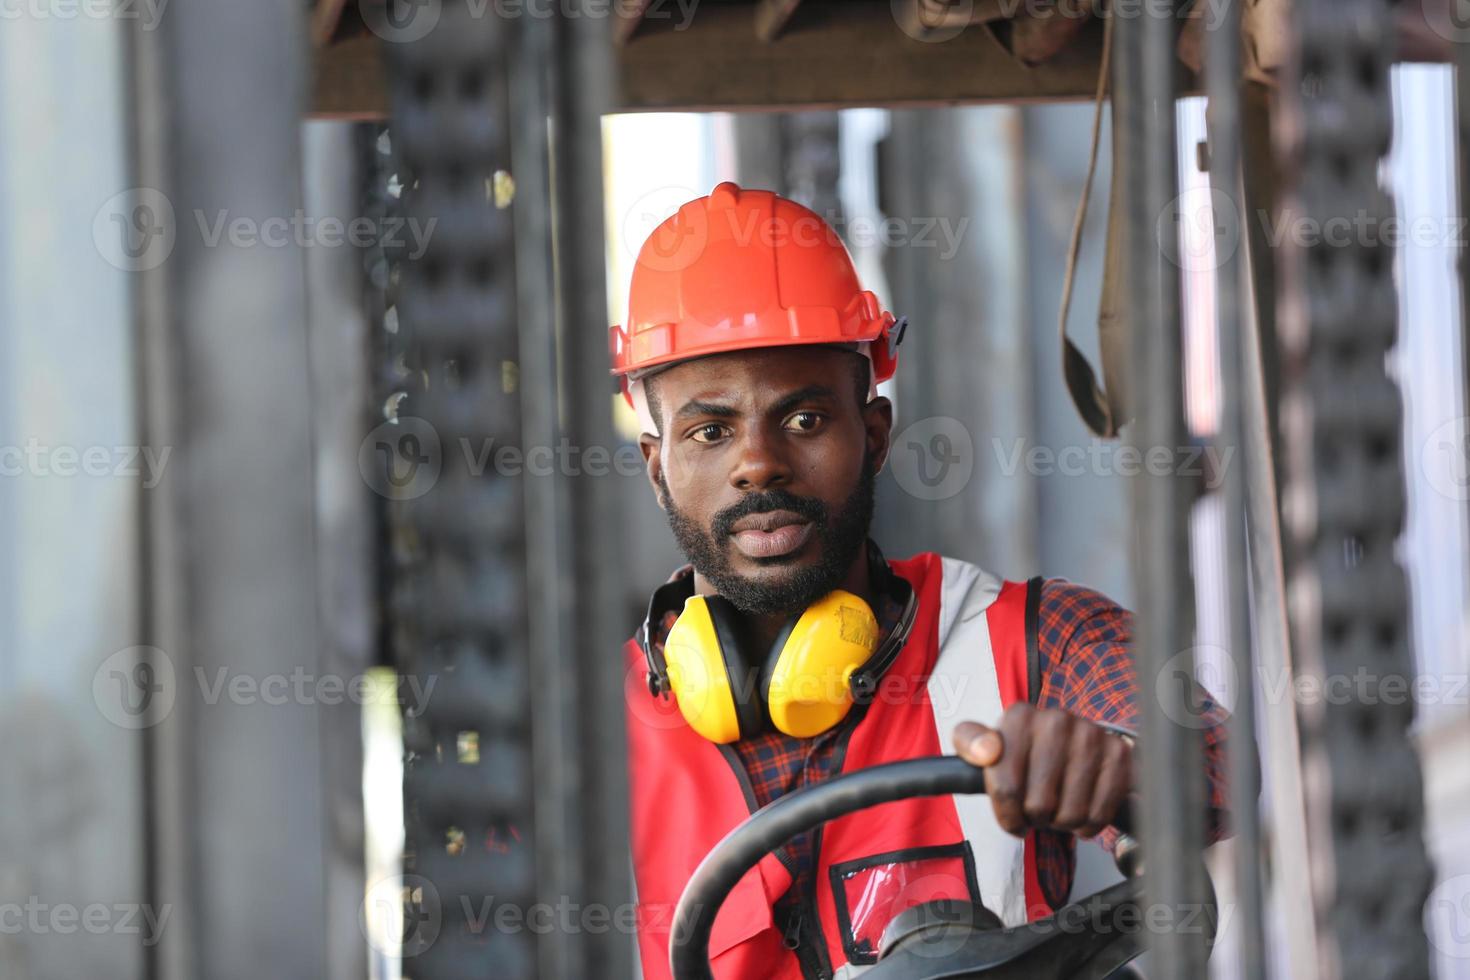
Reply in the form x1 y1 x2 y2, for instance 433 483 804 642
547 4 636 978
1204 2 1266 976
130 0 331 976
0 12 145 980
1460 14 1470 505
1277 0 1436 976
302 120 375 980
1116 0 1210 975
508 12 578 980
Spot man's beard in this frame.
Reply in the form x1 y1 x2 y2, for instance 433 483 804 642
659 451 876 616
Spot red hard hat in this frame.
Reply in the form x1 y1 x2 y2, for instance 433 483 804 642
609 182 902 411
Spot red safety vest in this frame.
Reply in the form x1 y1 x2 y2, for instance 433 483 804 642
623 553 1052 980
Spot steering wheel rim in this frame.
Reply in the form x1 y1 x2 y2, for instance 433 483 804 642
669 755 991 980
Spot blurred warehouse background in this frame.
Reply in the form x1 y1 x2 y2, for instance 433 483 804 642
2 3 1469 979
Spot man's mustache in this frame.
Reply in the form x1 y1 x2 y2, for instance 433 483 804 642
710 489 827 539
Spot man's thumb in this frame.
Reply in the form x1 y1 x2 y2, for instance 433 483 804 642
953 721 1003 767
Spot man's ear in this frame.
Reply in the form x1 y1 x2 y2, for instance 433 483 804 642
639 433 666 510
863 395 894 474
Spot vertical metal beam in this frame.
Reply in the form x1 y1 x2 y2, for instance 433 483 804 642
1204 2 1266 977
1277 0 1436 977
548 3 636 978
1460 12 1470 513
508 12 573 980
1116 1 1210 976
302 120 374 980
132 0 330 977
0 12 144 980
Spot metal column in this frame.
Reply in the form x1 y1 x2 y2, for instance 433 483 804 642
546 6 636 978
1115 0 1211 976
129 1 331 977
1204 2 1266 976
1460 7 1470 516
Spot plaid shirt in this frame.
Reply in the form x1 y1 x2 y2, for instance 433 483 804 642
648 572 1231 915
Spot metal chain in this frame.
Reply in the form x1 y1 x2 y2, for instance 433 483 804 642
782 112 844 227
1278 2 1435 976
376 3 536 977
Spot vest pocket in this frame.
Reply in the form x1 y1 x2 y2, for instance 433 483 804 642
827 840 985 966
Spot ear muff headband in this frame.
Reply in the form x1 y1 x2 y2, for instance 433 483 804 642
642 542 919 743
701 595 766 741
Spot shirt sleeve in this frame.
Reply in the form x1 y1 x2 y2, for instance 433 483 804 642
1033 577 1233 844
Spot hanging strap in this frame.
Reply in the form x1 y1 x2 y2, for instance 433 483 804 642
1058 8 1131 438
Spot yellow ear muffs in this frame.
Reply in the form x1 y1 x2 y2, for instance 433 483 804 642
760 590 880 738
662 594 763 744
662 590 883 743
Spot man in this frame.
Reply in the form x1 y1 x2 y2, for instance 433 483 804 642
612 182 1229 979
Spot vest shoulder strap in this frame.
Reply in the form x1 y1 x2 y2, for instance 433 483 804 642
1025 575 1044 706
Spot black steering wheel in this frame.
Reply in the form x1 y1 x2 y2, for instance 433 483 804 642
670 756 1213 980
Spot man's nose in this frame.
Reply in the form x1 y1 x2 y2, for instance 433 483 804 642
728 427 793 491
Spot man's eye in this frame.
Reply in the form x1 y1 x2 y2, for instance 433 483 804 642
690 424 728 444
784 412 825 433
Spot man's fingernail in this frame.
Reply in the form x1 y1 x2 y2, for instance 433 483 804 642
969 733 999 761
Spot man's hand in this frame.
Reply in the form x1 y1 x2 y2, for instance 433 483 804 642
953 703 1134 839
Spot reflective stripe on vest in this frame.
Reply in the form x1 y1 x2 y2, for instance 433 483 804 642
624 553 1047 980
